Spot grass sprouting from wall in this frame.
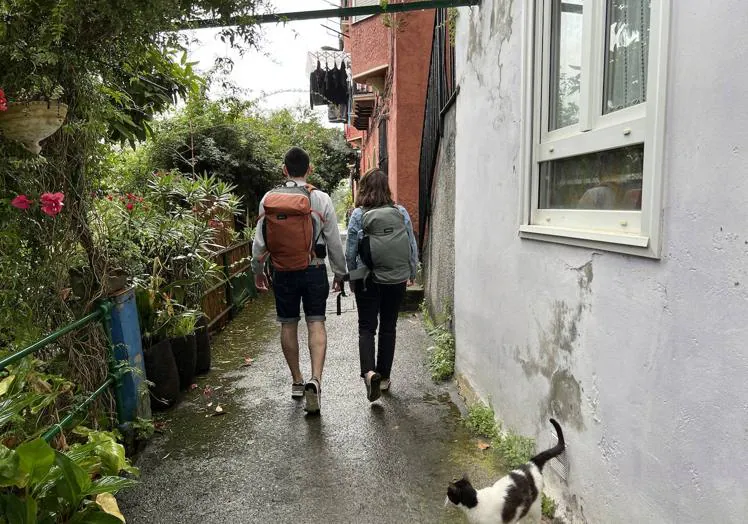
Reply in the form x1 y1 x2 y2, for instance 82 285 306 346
421 300 455 382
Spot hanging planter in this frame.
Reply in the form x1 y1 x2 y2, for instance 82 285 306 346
0 100 68 155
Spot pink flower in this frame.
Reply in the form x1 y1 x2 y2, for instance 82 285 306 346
0 89 7 112
11 194 32 210
126 203 134 211
39 192 65 217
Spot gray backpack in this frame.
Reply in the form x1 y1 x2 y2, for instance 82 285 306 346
358 205 411 284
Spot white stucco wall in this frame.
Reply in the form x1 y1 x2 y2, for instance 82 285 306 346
453 1 748 522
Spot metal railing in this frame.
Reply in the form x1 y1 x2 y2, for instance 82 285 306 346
0 301 125 442
418 7 458 252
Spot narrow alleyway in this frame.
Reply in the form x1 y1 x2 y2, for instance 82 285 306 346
120 290 505 523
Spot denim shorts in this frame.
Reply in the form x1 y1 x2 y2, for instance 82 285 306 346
272 265 330 323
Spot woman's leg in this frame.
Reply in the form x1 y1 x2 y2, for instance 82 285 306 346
375 282 407 380
354 279 380 377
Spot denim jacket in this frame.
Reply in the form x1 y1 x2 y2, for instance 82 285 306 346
346 205 419 281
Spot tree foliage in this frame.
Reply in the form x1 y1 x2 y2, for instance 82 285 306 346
111 98 356 220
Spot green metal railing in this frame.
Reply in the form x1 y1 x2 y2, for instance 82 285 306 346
181 0 482 29
0 301 124 442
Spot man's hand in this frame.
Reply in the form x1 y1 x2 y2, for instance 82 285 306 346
255 274 269 293
407 279 415 287
332 278 343 293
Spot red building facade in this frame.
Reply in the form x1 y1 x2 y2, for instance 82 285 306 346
342 0 434 236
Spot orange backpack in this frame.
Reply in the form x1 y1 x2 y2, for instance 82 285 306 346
260 182 322 271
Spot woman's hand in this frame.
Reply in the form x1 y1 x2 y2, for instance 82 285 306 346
407 279 415 287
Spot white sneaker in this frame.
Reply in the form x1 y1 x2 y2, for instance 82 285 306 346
291 382 305 399
304 378 321 414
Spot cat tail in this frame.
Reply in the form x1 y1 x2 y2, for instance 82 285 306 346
530 418 565 471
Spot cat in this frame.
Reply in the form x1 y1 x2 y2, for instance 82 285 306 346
446 418 565 524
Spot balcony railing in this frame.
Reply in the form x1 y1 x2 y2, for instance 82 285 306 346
418 8 457 251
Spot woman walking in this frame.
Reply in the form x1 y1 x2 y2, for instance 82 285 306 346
346 169 419 402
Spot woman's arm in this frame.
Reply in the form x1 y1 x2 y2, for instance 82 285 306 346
398 206 419 281
346 208 363 272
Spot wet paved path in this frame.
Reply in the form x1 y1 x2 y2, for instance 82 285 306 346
120 291 504 523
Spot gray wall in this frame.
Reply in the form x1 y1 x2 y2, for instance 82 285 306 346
424 105 457 321
453 1 748 522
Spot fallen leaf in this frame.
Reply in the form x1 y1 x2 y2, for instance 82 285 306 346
477 440 491 451
215 405 224 414
0 375 16 397
162 452 171 460
241 357 254 368
207 402 213 408
154 421 168 432
95 493 125 522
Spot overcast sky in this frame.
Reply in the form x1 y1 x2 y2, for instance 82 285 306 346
187 0 342 124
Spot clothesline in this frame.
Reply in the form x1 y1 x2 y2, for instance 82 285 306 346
306 50 350 75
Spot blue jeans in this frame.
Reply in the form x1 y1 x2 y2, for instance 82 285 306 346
272 265 330 323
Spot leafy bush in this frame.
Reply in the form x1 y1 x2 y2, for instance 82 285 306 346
0 431 137 523
542 493 557 519
466 403 500 440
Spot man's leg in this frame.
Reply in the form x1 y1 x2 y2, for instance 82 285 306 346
307 321 327 382
273 270 303 387
301 265 331 383
281 322 303 384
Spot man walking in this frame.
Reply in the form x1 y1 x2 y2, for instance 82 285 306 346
252 147 346 414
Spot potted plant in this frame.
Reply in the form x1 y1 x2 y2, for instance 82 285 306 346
134 270 180 411
0 83 68 155
166 310 199 391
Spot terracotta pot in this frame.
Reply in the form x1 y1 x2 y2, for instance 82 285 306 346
0 101 68 155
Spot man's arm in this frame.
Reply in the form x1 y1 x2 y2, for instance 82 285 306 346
251 199 269 291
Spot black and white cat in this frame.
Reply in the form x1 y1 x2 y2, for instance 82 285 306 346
446 418 565 524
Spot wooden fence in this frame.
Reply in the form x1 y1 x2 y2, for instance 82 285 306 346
201 239 256 332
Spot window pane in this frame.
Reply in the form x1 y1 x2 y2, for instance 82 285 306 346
549 0 584 130
603 0 651 114
539 145 644 210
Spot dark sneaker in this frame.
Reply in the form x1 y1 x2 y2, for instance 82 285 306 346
304 378 321 414
365 372 382 402
380 378 391 392
292 382 305 399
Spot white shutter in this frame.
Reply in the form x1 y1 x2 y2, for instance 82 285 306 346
353 0 379 23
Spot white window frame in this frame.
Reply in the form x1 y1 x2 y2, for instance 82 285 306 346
352 0 378 23
519 0 671 258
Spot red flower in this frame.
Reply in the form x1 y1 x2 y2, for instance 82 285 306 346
39 192 65 217
107 195 113 201
126 203 134 211
11 194 32 210
0 89 7 112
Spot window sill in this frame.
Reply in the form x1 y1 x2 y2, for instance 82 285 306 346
519 225 659 258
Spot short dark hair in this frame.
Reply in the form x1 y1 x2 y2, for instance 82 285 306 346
284 147 310 177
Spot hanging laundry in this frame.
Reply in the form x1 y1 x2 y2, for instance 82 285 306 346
310 60 327 108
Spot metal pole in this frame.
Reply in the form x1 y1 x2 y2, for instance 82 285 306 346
181 0 481 29
0 304 110 371
41 377 116 442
